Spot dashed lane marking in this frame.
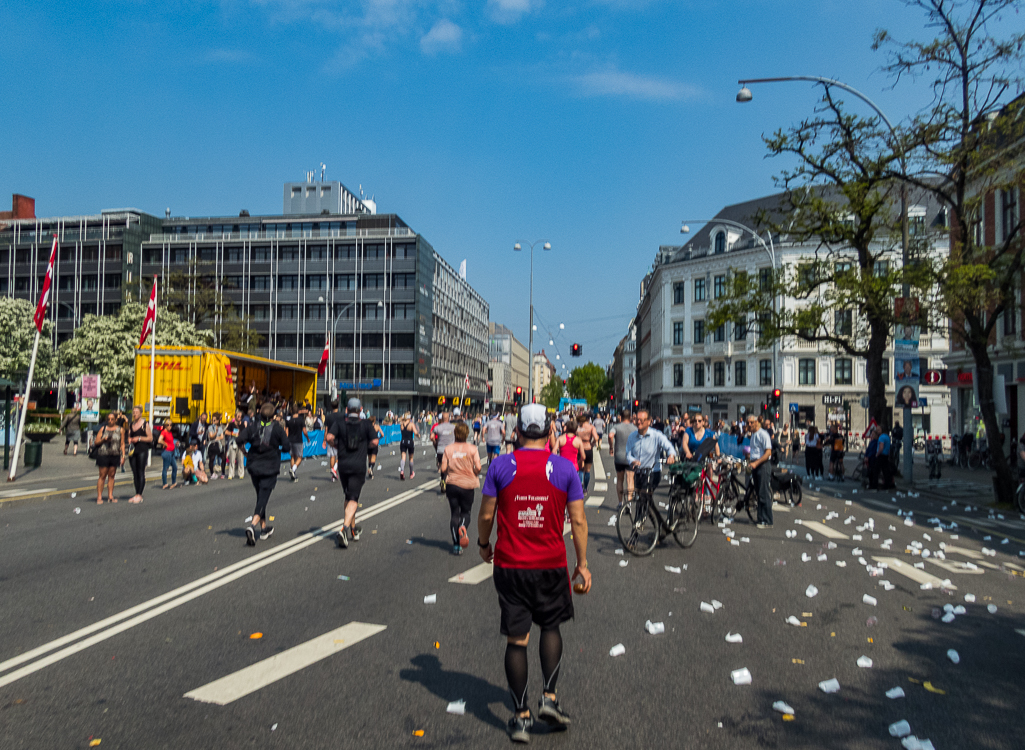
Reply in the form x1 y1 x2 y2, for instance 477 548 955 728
800 521 850 540
184 622 386 705
872 556 957 590
449 522 572 585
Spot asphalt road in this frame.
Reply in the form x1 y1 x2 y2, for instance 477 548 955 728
1 444 1024 749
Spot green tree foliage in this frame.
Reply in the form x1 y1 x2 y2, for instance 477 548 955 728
58 303 211 399
875 0 1025 503
567 363 612 407
539 377 564 410
708 86 932 429
0 297 57 383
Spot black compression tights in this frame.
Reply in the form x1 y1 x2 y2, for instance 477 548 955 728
504 628 563 712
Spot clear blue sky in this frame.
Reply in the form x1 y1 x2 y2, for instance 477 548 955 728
1 0 1006 369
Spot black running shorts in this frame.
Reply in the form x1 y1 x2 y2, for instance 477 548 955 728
614 461 631 473
339 472 365 502
96 454 121 468
493 566 574 637
400 441 415 453
583 449 593 465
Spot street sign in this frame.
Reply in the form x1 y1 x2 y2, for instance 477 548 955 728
822 394 844 406
918 396 928 407
789 403 799 413
860 395 870 409
923 369 943 385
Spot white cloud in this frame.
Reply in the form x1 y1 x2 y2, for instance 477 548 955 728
488 0 540 24
420 19 463 54
566 67 699 101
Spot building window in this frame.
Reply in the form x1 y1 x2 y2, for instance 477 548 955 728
759 359 772 386
306 274 327 290
394 243 416 259
276 333 298 348
758 267 772 291
335 274 356 290
105 275 121 289
103 302 121 315
694 362 705 387
279 245 300 261
81 274 98 291
873 260 889 278
308 245 327 260
799 358 816 385
734 318 747 340
713 361 725 387
251 275 270 290
277 304 298 319
694 278 706 301
222 275 243 289
303 333 322 349
1004 304 1017 336
364 303 383 320
14 277 30 292
735 360 747 386
714 231 726 254
673 321 684 345
713 324 725 342
251 304 269 320
798 264 817 286
362 273 385 289
835 357 853 385
673 363 684 387
390 332 415 349
834 309 852 336
390 363 414 380
713 274 726 298
278 275 299 290
364 244 385 259
361 363 383 379
392 303 415 319
673 282 685 305
306 303 325 320
1003 188 1019 242
335 244 356 260
694 320 705 344
392 272 417 288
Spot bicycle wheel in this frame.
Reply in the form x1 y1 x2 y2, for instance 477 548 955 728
617 496 659 556
719 480 739 519
744 481 757 522
1016 483 1025 514
786 481 803 507
672 491 700 548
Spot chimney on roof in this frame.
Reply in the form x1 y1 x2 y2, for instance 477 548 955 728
0 194 35 221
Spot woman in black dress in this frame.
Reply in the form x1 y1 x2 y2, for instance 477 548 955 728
127 405 153 503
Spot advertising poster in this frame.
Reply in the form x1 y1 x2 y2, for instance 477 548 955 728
894 327 919 408
82 397 100 423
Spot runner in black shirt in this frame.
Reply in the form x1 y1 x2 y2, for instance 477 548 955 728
286 406 307 482
326 398 379 547
323 401 342 483
237 402 290 546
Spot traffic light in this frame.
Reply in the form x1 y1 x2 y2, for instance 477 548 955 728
633 399 639 409
562 379 567 386
514 386 523 405
571 343 581 357
772 388 782 408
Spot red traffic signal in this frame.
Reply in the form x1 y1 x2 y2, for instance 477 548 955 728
571 343 581 357
773 388 781 400
609 394 614 401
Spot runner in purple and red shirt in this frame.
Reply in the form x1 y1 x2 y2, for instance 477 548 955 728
478 403 591 744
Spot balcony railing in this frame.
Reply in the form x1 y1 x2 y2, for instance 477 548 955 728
147 227 417 243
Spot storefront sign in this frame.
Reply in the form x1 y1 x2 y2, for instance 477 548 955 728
822 394 844 406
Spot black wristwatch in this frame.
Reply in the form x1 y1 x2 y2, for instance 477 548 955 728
477 538 491 548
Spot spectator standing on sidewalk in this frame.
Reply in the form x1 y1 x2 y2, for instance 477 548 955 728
225 409 245 480
126 405 152 503
61 406 82 456
157 419 177 489
746 414 774 529
94 411 125 504
891 421 904 475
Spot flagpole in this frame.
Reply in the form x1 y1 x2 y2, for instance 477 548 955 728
147 276 157 467
8 329 40 481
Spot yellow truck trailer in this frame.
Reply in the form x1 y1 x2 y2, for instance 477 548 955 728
133 346 317 423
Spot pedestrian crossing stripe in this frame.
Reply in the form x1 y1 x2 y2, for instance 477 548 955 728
184 622 386 705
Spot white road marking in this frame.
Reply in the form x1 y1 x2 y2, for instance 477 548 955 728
184 622 386 705
593 450 607 481
0 487 58 498
800 521 849 540
872 556 957 590
0 482 436 689
449 521 573 585
772 503 791 513
584 495 605 507
593 482 608 492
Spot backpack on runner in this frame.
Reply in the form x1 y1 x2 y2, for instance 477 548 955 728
343 419 364 453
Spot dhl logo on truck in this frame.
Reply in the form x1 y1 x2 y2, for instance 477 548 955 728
153 361 186 371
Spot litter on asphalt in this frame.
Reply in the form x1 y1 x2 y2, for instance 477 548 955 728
645 620 665 635
818 678 840 693
609 643 626 657
731 668 752 685
424 594 437 604
446 700 466 715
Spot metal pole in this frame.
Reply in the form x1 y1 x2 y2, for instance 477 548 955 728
4 385 9 471
901 185 913 487
9 329 41 480
147 276 157 468
528 244 534 404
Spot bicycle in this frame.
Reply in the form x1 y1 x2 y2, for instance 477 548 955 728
694 456 731 524
616 466 700 556
1016 479 1025 514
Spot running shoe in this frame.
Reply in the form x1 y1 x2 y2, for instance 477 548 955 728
452 544 462 555
399 469 405 480
410 471 416 479
351 524 362 541
458 525 469 548
507 712 533 744
245 525 257 546
336 528 349 549
538 695 571 728
259 526 274 541
440 478 447 492
367 469 373 480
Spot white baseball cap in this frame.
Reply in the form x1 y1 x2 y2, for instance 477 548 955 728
453 407 461 416
518 404 549 439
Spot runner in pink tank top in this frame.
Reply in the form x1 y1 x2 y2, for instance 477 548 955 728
554 419 585 470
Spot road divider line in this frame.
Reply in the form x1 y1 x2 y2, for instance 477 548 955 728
872 556 957 591
184 622 386 705
0 481 435 687
584 495 605 507
800 521 849 540
593 451 607 481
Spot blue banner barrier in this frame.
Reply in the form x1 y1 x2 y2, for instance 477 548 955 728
381 424 401 446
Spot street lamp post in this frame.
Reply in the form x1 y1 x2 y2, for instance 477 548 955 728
737 75 913 487
681 219 777 394
514 240 551 404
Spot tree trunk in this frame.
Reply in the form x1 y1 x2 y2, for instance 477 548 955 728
865 316 890 430
968 339 1015 505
